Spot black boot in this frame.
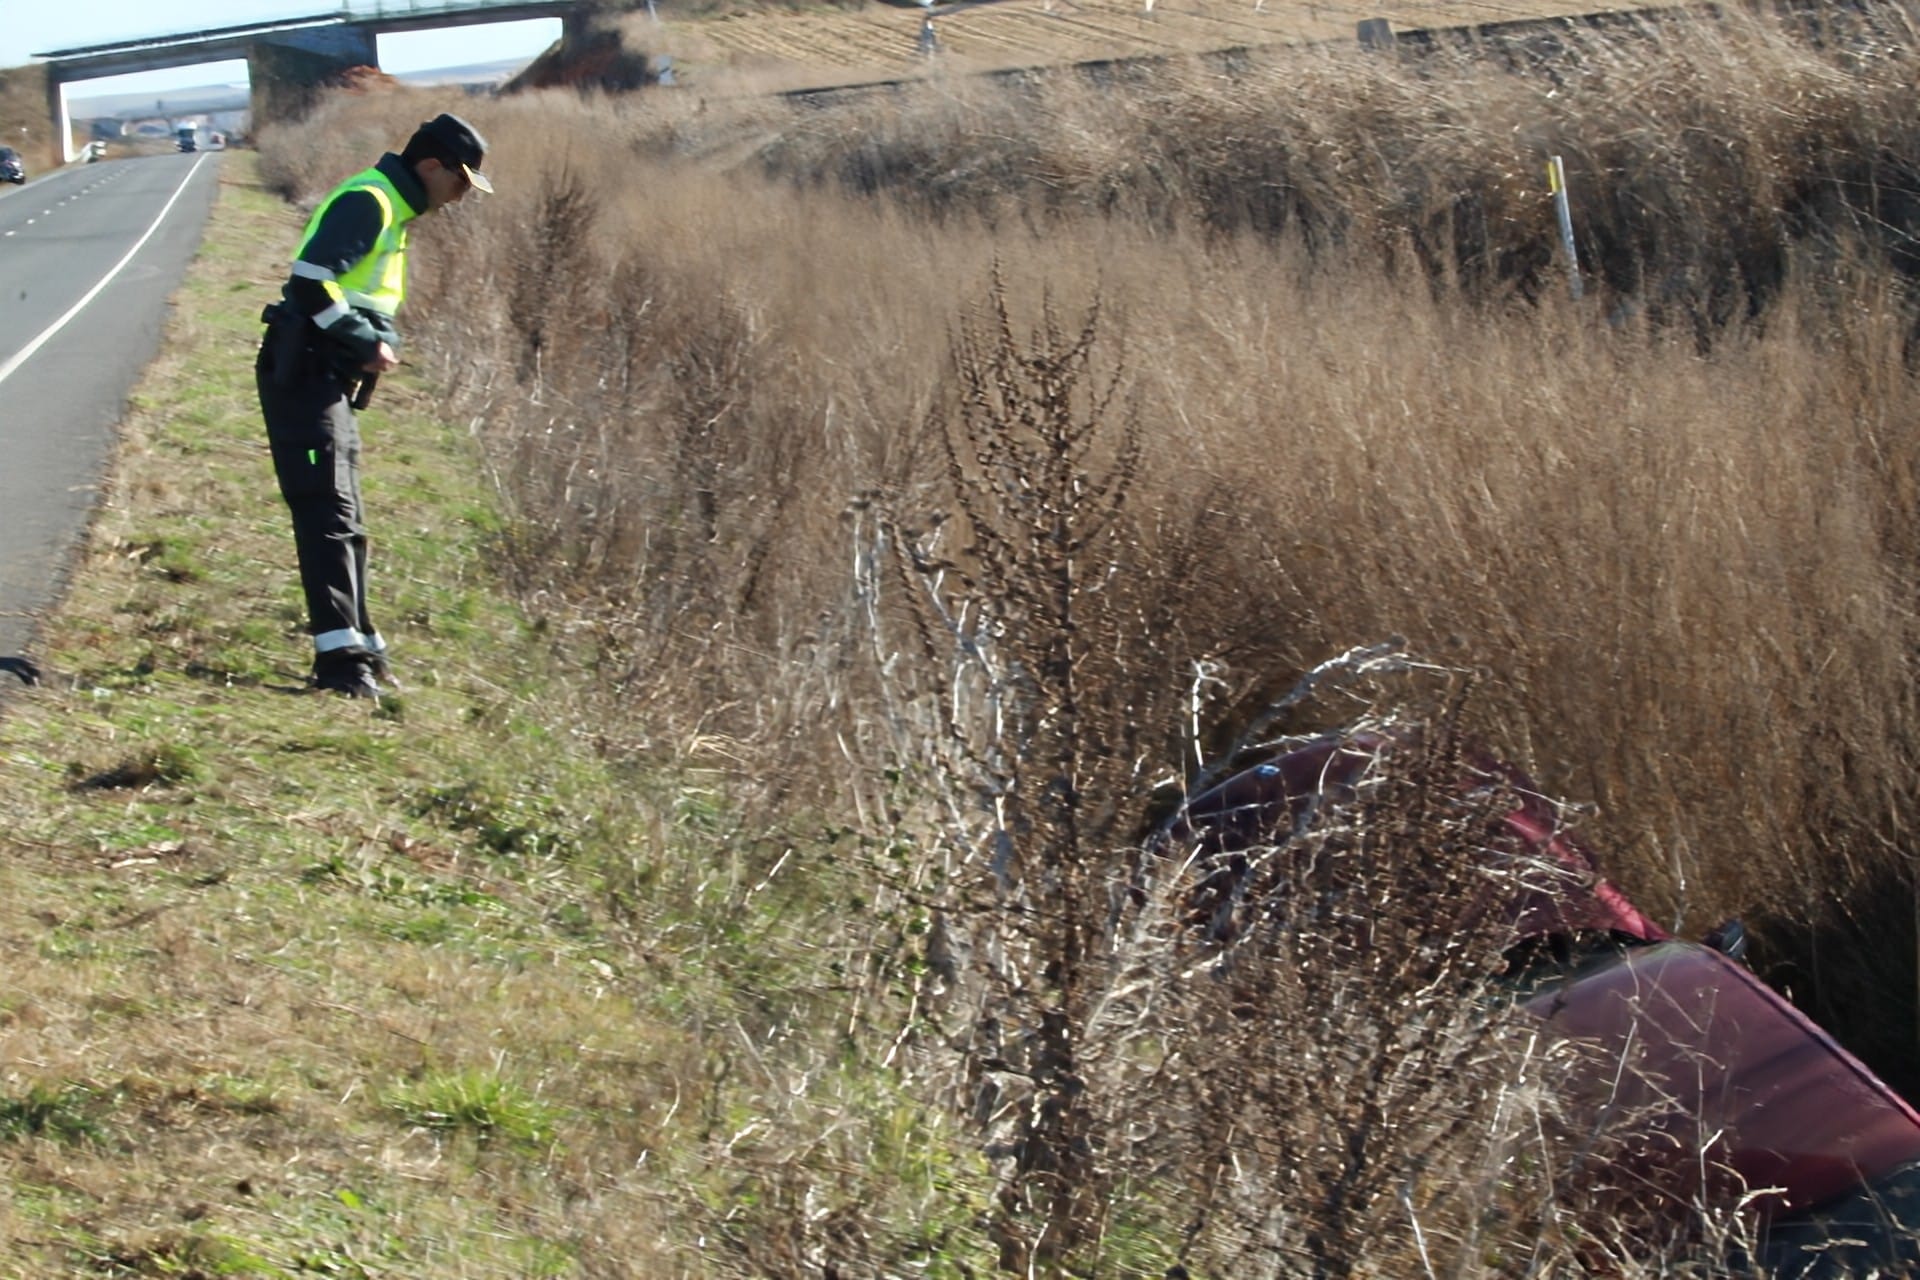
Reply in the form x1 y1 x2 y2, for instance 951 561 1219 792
313 650 382 700
367 648 403 692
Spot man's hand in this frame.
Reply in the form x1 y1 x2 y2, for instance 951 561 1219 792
363 341 400 373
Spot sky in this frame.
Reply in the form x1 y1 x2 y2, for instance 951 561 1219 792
1 2 561 96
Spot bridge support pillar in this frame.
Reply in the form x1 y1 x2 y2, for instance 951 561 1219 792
247 23 381 127
44 70 75 165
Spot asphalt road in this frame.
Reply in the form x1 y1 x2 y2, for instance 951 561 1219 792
0 150 221 685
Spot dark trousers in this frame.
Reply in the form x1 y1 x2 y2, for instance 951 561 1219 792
257 336 376 670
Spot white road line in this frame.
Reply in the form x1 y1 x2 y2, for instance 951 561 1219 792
0 154 210 389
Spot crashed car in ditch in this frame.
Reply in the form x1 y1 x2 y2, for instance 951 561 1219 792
1169 729 1920 1279
0 147 23 185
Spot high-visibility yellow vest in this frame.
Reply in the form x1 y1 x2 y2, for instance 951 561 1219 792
292 166 415 321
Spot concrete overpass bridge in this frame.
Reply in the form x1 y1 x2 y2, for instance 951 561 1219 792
33 0 584 161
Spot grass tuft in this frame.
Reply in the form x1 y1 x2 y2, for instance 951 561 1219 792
67 742 206 791
0 1083 109 1146
384 1069 559 1148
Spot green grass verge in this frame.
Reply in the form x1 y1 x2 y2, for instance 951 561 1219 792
0 154 741 1278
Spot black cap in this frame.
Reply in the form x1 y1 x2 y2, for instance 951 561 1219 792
411 112 492 193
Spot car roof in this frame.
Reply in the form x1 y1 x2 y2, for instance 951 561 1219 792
1525 940 1920 1217
1170 731 1668 944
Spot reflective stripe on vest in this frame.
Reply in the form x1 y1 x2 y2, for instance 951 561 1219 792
292 166 412 319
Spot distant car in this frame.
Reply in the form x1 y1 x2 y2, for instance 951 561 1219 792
0 147 23 184
1171 730 1920 1277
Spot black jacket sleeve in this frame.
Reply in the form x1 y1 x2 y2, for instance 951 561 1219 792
283 188 392 368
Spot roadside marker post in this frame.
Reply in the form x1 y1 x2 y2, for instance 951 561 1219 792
1548 154 1584 300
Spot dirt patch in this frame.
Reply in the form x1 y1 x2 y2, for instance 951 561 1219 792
513 21 661 91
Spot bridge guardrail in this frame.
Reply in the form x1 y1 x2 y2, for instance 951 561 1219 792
342 0 568 16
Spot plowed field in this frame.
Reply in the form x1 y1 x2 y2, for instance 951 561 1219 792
639 0 1691 92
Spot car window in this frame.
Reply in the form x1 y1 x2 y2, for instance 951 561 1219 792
0 148 16 160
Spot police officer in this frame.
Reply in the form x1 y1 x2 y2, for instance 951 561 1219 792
257 113 492 699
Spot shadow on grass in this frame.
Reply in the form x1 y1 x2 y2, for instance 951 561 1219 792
181 660 314 696
69 743 204 791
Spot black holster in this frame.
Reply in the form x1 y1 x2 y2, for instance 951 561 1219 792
260 303 314 389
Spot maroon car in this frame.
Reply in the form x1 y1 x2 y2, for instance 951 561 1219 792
1524 939 1920 1275
1172 730 1920 1277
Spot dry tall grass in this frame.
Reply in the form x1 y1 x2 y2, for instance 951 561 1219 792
0 62 61 171
255 4 1920 1269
